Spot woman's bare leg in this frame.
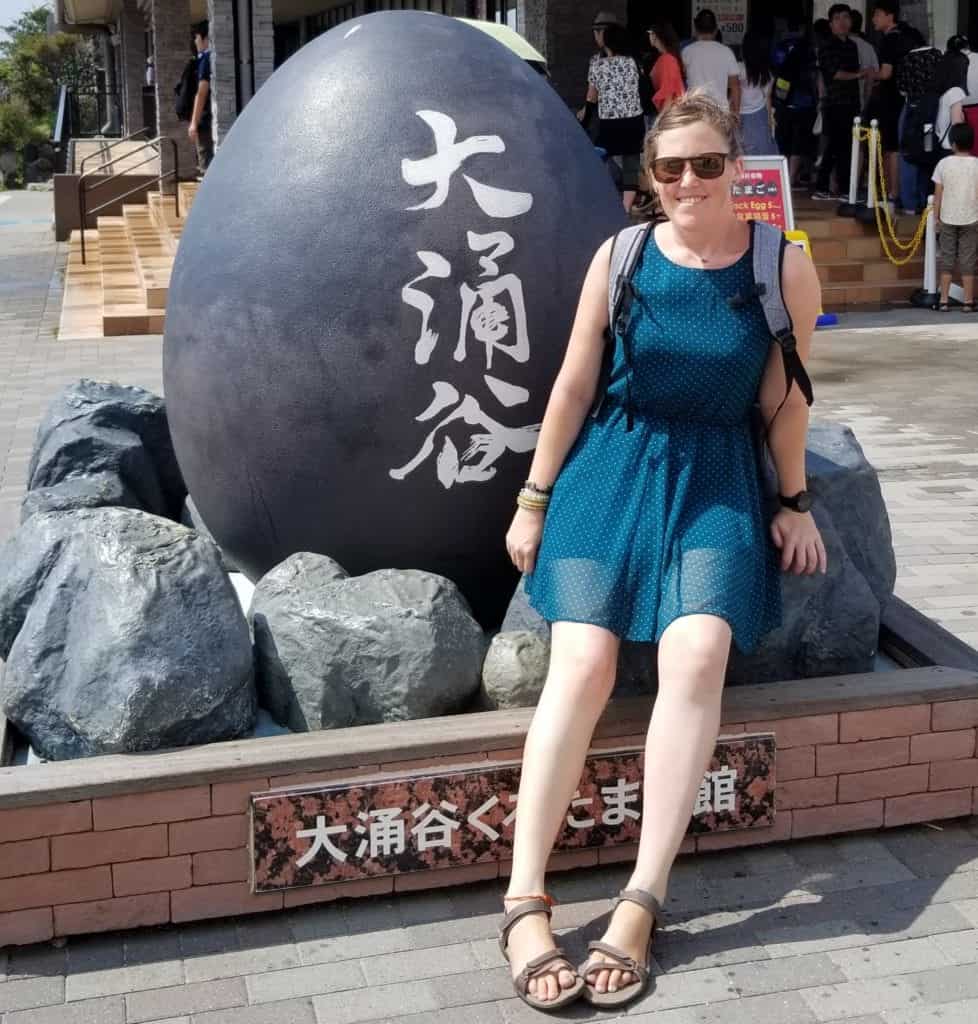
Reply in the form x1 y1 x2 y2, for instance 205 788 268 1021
584 614 732 994
504 621 619 1002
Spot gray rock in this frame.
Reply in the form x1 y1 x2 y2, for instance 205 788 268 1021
181 495 239 573
480 631 550 709
500 576 549 636
0 507 255 760
250 554 486 730
27 379 186 520
20 470 143 524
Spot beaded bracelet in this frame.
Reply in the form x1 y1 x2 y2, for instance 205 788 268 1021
516 489 550 512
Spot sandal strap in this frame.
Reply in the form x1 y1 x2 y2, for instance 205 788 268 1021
514 947 574 994
498 898 553 957
579 940 650 983
612 887 662 921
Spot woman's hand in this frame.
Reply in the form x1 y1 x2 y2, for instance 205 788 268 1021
506 507 546 575
771 509 828 575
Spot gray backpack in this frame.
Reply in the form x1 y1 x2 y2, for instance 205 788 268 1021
595 220 814 438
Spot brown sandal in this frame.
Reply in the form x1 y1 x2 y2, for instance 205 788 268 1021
499 894 585 1012
578 888 661 1008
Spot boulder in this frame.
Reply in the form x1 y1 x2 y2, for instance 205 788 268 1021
0 507 255 760
20 470 142 524
181 495 239 573
26 379 186 521
480 631 550 709
500 421 895 687
250 553 486 730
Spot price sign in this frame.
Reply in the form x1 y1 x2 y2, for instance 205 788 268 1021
732 155 795 231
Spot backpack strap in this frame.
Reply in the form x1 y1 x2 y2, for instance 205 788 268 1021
596 223 652 431
751 221 814 437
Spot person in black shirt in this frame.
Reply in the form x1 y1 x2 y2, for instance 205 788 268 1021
866 0 913 201
814 5 864 199
189 21 213 177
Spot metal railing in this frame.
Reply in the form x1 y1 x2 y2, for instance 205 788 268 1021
78 127 154 175
78 135 180 265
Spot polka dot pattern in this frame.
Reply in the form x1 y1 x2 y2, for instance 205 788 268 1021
525 230 781 654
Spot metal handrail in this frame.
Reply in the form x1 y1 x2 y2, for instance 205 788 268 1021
54 86 68 147
78 135 180 265
78 127 153 174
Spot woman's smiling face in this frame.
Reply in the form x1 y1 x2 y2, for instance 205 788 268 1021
650 122 742 228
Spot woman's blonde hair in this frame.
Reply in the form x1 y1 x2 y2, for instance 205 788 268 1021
643 91 743 173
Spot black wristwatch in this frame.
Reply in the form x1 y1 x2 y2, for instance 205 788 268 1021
779 490 813 513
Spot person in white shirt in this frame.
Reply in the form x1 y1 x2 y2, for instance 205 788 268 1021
946 34 978 99
931 122 978 310
934 50 970 151
682 8 741 113
738 31 775 154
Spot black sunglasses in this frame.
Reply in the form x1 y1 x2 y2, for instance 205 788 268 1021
651 152 730 184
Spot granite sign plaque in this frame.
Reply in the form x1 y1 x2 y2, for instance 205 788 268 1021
251 734 775 892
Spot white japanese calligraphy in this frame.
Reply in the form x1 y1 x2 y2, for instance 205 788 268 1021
566 789 596 830
296 815 349 866
402 110 533 218
353 808 406 858
402 251 452 365
411 800 460 852
600 779 642 826
693 766 739 815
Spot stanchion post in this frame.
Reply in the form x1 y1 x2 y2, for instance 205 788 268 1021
848 116 861 206
867 119 878 210
923 195 936 296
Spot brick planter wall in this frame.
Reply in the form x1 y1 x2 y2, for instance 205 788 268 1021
1 667 976 949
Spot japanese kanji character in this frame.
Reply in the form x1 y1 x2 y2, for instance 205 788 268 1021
600 779 641 826
295 815 350 867
467 795 501 841
411 800 460 852
402 110 533 218
693 777 713 816
711 766 738 813
566 789 596 830
402 250 452 365
388 381 539 488
353 807 406 859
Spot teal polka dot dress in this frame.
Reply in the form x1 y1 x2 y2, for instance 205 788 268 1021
525 226 781 654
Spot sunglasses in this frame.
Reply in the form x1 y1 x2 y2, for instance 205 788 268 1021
650 152 730 184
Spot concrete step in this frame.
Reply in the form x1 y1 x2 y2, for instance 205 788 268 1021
123 205 173 309
816 258 923 285
59 230 104 341
821 279 920 312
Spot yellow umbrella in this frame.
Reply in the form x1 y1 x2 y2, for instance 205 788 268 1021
455 18 548 73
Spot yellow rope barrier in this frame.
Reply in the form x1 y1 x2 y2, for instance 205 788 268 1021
852 126 929 266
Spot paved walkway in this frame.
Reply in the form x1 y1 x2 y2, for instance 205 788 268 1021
0 193 976 1023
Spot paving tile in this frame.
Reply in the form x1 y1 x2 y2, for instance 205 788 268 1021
183 936 300 983
64 958 183 1002
630 991 821 1024
881 998 978 1023
827 937 953 980
310 979 441 1023
192 999 317 1024
902 961 978 1004
124 978 247 1023
0 977 65 1014
245 959 362 1003
379 1005 506 1024
724 952 846 995
4 995 124 1024
625 963 739 1014
928 928 978 965
4 947 67 981
359 940 480 986
798 977 923 1021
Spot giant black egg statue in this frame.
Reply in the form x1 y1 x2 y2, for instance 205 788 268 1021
163 11 626 628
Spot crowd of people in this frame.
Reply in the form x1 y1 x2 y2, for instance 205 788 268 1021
579 3 978 222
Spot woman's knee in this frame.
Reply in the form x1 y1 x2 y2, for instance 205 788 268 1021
545 622 619 701
657 615 731 694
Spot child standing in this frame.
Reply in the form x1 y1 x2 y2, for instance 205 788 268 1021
932 122 978 310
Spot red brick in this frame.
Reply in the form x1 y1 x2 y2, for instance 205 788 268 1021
52 824 167 870
283 876 394 908
0 865 112 913
0 838 49 880
590 734 647 750
596 836 695 864
838 765 930 803
777 776 838 810
93 786 210 831
884 788 974 827
379 753 488 773
113 855 192 896
170 882 283 923
932 700 978 732
486 747 524 761
911 730 976 764
742 715 838 748
267 765 382 789
169 815 248 855
192 848 250 886
696 810 793 851
397 862 500 889
718 724 747 736
930 760 978 792
840 705 932 742
210 777 271 815
54 892 169 936
793 800 884 838
0 801 91 842
817 737 910 776
780 746 816 781
0 907 54 947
